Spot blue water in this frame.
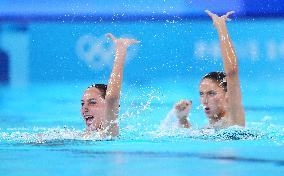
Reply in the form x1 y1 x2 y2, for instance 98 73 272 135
1 80 284 176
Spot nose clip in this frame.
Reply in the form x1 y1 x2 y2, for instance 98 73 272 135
204 98 208 104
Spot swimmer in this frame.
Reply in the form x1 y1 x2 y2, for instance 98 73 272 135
81 33 139 138
169 10 245 129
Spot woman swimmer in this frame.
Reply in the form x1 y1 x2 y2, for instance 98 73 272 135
80 33 138 137
172 10 245 129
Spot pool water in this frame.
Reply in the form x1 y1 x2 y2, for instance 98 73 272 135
1 80 284 176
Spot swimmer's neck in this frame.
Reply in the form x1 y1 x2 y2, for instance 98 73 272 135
85 125 101 133
209 112 227 125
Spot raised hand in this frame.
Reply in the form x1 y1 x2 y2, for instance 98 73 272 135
174 100 192 119
102 33 139 137
105 33 139 48
174 100 192 128
205 10 234 30
205 10 245 127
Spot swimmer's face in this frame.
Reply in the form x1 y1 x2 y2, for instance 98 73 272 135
81 87 106 131
199 79 226 120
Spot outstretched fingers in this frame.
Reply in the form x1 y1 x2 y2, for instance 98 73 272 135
205 10 215 18
206 10 234 18
127 39 140 45
225 11 235 17
105 33 116 41
205 10 235 27
223 11 235 20
106 33 139 46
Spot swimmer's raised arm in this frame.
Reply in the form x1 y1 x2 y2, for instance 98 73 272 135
205 10 245 126
103 33 139 137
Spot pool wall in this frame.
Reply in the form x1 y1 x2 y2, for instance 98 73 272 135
0 0 284 86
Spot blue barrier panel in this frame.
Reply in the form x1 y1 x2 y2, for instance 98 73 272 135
244 0 284 16
1 0 284 22
0 49 9 84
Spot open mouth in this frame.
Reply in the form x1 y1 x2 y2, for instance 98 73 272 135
204 107 210 114
84 116 95 126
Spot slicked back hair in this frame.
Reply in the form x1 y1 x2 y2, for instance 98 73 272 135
201 72 227 92
87 84 108 99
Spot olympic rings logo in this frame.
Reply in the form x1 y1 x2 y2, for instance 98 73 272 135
76 34 138 70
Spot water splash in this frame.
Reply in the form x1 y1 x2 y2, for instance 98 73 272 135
1 115 283 145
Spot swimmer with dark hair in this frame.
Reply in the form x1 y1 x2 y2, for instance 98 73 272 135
170 10 245 129
81 33 139 138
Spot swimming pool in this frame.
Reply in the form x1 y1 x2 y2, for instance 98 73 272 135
1 8 284 174
1 79 284 176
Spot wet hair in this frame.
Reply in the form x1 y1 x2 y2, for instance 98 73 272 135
201 71 227 92
87 84 108 98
